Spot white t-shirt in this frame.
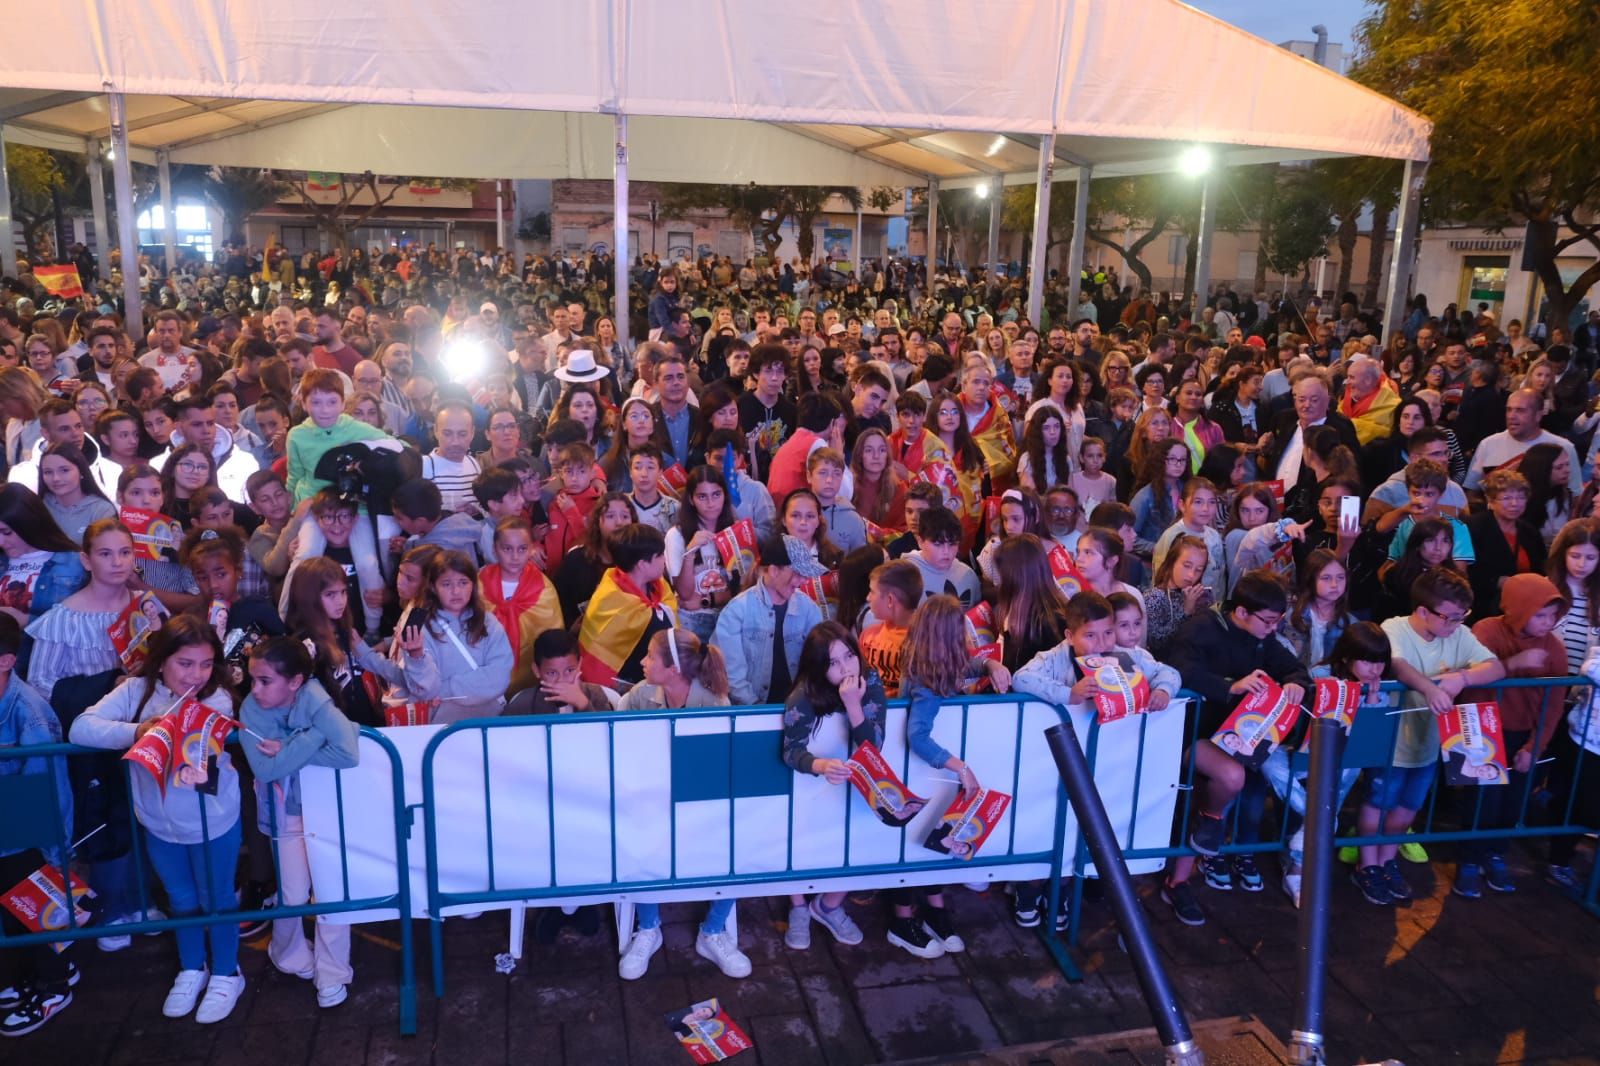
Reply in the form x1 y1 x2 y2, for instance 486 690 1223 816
1465 430 1582 494
422 452 482 516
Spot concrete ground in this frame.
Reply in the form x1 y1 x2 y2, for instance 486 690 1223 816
4 843 1598 1065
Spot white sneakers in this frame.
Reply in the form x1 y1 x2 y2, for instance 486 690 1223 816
784 905 811 950
618 926 663 980
695 930 751 978
162 970 209 1018
316 984 348 1009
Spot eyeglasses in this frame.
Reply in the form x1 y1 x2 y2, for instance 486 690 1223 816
490 421 519 432
176 461 211 474
320 511 356 525
1423 604 1467 626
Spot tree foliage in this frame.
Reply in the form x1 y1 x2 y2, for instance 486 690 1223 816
202 167 286 244
3 144 67 258
1352 0 1600 328
657 184 862 262
1259 169 1336 280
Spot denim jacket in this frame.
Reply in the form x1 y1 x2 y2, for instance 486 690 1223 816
712 580 822 706
0 675 72 862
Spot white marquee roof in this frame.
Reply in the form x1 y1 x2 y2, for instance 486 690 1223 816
0 0 1430 185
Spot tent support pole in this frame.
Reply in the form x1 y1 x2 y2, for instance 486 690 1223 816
612 113 631 347
1382 158 1427 334
495 180 506 253
158 151 177 275
853 207 863 277
1191 172 1216 316
1066 166 1092 314
87 140 109 267
108 94 142 337
925 177 938 297
986 180 1001 283
1027 135 1055 326
0 126 16 278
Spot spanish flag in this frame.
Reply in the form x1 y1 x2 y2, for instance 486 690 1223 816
480 564 562 695
34 265 83 299
577 567 677 688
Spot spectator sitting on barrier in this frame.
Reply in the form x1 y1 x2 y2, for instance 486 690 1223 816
1163 571 1309 927
0 612 77 1038
616 628 750 981
1013 591 1179 932
780 621 888 954
239 637 360 1010
897 595 1012 960
713 535 824 706
69 616 247 1025
1355 567 1504 907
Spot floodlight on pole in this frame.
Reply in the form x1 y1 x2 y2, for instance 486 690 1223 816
975 182 989 199
1177 145 1213 178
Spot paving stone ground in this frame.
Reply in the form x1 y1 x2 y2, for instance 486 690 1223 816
5 842 1598 1065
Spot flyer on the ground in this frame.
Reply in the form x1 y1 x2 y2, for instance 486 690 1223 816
119 506 181 561
712 518 757 580
107 590 168 673
1076 653 1151 723
665 998 753 1062
845 740 926 827
1310 677 1363 730
1439 701 1509 786
1 864 93 952
1213 680 1301 770
923 786 1011 860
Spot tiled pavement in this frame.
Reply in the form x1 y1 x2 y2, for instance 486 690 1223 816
5 843 1599 1065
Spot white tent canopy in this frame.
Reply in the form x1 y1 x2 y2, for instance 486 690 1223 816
0 0 1430 333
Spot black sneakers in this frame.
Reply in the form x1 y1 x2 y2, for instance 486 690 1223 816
0 987 72 1038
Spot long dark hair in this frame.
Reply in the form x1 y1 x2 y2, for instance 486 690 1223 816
285 556 357 690
0 482 78 554
39 441 109 503
792 621 864 722
1548 518 1600 628
674 466 735 539
1020 406 1071 491
132 614 228 719
1388 518 1452 597
930 390 984 471
1387 396 1432 444
1325 620 1391 678
1290 548 1352 636
992 534 1071 652
581 492 637 564
1519 443 1571 529
418 549 490 644
835 544 886 633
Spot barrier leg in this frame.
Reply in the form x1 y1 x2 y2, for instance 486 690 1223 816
1289 718 1344 1066
509 904 525 960
1046 720 1202 1066
614 901 634 952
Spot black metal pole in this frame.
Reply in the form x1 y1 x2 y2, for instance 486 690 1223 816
1045 720 1202 1066
1290 716 1344 1066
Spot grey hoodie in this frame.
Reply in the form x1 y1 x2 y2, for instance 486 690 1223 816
240 677 360 829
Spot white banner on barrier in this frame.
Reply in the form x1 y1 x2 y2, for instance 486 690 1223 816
300 698 1186 923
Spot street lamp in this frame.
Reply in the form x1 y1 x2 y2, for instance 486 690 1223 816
1177 145 1213 178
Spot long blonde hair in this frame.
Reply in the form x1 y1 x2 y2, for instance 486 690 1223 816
902 594 969 697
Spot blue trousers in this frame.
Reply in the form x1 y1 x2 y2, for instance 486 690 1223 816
144 820 242 975
635 898 734 935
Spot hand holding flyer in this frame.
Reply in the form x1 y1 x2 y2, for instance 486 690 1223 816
924 786 1011 860
845 741 926 827
1310 678 1363 731
107 591 169 674
712 518 757 581
665 998 752 1062
1439 702 1509 785
1046 542 1084 599
119 506 181 562
1 865 93 952
1213 679 1301 770
1076 654 1151 723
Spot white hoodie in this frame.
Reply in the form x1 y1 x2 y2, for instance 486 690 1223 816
151 424 260 504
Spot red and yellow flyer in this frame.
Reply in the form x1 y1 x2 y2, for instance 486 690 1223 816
665 998 753 1062
1046 542 1084 599
123 715 177 792
924 786 1011 860
1077 654 1150 723
963 601 1000 662
383 700 436 728
1 864 93 952
1212 680 1301 770
119 506 182 562
845 740 926 827
712 518 757 581
1310 678 1363 730
796 570 840 620
107 590 168 674
1439 702 1509 786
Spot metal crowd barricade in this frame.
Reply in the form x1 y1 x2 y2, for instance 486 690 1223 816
418 695 1086 996
1061 676 1600 947
0 727 419 1036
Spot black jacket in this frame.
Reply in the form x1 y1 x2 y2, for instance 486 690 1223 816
1465 509 1547 621
1259 411 1361 522
1167 607 1313 732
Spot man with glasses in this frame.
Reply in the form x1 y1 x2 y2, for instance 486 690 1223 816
351 360 407 436
1162 572 1311 925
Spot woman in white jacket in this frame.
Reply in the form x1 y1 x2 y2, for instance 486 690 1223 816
69 616 247 1025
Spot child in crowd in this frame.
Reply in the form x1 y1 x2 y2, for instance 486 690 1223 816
990 535 1073 674
1069 437 1118 530
781 488 843 570
885 482 942 559
780 622 887 952
1076 527 1143 603
1012 591 1180 928
703 428 780 542
887 391 934 471
469 468 526 566
1089 500 1150 590
1456 573 1567 897
118 464 201 611
1163 572 1310 927
392 551 514 724
811 447 868 552
0 614 76 1037
625 444 678 535
1143 533 1212 659
615 630 748 980
552 494 637 626
245 470 299 603
905 505 980 608
976 489 1043 586
1016 408 1070 494
70 617 246 1024
480 517 562 697
1377 517 1454 622
515 629 614 714
281 490 387 633
578 524 678 691
543 442 602 564
858 559 922 697
240 637 360 1009
390 479 483 562
285 556 402 728
849 427 906 532
1353 567 1504 906
664 467 743 642
1547 519 1600 674
1152 478 1225 595
896 596 1011 957
38 443 116 546
1279 550 1352 669
713 535 826 705
1379 458 1474 565
1109 590 1147 650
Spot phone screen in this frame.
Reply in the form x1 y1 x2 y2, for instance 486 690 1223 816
1339 495 1360 529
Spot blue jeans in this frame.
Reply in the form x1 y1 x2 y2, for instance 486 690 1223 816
144 820 243 975
635 898 734 935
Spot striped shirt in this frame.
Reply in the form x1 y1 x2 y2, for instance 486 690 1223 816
1556 588 1595 675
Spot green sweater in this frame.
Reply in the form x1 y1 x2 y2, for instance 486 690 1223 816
286 414 393 504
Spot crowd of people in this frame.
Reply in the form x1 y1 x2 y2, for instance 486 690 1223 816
0 243 1598 1042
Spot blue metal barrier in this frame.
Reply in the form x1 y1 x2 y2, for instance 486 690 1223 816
0 727 419 1035
418 694 1083 995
